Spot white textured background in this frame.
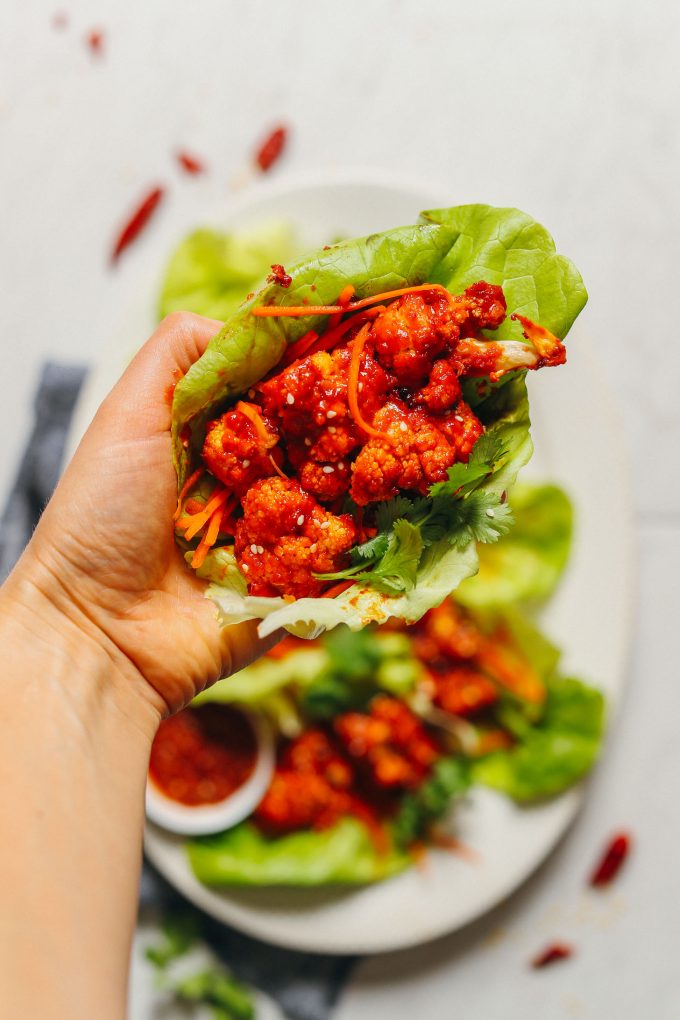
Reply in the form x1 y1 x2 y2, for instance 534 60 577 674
2 1 679 1017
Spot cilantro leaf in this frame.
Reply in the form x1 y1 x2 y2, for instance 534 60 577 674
350 531 390 563
468 431 507 467
446 493 514 549
316 431 512 594
372 520 423 590
376 495 416 533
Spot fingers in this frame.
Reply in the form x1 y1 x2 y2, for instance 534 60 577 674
93 312 224 443
216 619 282 687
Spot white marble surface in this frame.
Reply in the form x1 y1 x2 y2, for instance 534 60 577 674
2 1 679 1017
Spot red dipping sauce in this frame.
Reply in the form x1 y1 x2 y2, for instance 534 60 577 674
149 705 257 806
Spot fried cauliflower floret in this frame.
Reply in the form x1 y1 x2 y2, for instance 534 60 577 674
202 409 278 496
413 600 483 662
430 665 499 716
438 400 484 460
254 772 348 834
461 281 507 331
309 423 359 462
334 696 439 790
297 458 352 501
414 358 462 413
281 730 354 789
350 400 481 505
256 344 391 436
371 291 457 386
234 478 356 598
236 476 316 545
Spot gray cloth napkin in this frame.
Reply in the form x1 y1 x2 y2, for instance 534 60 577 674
0 362 356 1020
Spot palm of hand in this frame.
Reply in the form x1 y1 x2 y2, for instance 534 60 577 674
31 314 268 713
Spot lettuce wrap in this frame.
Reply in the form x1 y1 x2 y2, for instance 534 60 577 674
187 608 603 887
186 486 604 888
171 205 586 637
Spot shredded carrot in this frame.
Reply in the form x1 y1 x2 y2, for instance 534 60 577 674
173 468 203 521
321 580 354 598
183 489 230 541
347 324 394 443
302 306 385 360
251 283 452 318
268 453 288 479
327 284 356 329
281 329 319 367
235 401 278 449
190 507 224 569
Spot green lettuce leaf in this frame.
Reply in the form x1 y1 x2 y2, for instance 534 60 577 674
472 674 605 800
457 483 573 609
158 220 296 322
187 818 410 886
172 205 586 636
196 625 421 730
421 204 587 340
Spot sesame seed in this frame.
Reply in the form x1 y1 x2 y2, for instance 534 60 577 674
399 421 408 433
485 508 495 518
250 543 258 553
242 458 251 468
328 426 337 434
323 465 334 474
455 415 464 422
338 461 345 469
320 521 330 529
310 543 318 552
358 383 364 392
286 392 295 405
327 409 337 419
304 437 312 446
297 514 305 527
257 545 265 554
242 563 250 573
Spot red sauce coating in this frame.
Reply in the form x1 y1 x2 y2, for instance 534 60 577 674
149 705 257 806
267 264 292 288
254 697 440 842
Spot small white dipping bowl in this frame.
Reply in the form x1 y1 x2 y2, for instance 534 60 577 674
145 709 275 836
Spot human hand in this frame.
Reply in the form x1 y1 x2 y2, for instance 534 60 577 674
14 312 274 716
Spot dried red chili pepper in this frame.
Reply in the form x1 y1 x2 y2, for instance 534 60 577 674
176 151 205 175
86 29 104 54
589 831 631 887
531 942 574 969
266 264 292 288
111 186 165 264
255 125 288 172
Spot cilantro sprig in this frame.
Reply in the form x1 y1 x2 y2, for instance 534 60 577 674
316 433 514 595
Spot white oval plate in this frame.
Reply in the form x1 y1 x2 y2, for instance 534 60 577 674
68 173 635 955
